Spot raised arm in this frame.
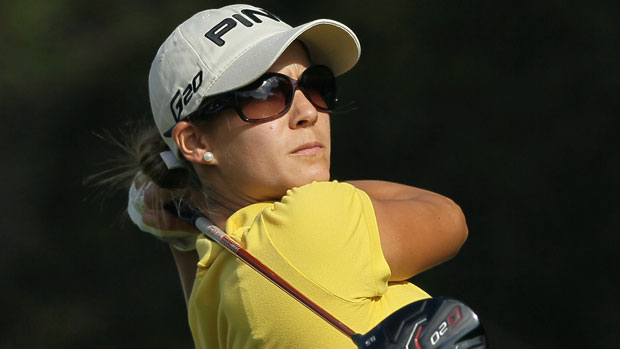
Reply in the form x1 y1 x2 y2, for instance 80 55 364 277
169 247 199 304
347 180 468 281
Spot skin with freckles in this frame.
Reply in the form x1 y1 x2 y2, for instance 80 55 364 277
172 42 331 224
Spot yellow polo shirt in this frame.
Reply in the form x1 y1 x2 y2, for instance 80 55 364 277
188 181 429 348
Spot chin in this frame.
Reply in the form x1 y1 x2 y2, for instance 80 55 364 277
295 170 330 187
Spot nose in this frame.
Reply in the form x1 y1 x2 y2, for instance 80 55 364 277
288 89 319 128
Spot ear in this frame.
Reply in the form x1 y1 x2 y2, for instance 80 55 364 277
172 121 216 165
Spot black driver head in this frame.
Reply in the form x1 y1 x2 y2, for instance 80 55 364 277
352 297 487 349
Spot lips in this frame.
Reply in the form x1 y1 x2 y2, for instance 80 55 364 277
291 141 324 155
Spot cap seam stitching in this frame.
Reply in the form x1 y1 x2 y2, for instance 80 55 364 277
176 26 219 97
176 27 215 76
209 28 290 90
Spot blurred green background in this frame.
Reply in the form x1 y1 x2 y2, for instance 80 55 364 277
1 0 618 347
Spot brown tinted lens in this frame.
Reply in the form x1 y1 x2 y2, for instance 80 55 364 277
306 89 327 109
300 66 336 110
237 75 292 120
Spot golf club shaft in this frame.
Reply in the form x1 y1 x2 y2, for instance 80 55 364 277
175 206 357 339
167 203 487 349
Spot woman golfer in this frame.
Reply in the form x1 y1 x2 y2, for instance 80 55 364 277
126 4 468 348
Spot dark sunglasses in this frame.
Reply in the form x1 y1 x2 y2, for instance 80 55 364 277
164 65 337 137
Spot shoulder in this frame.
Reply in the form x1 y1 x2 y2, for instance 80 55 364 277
285 180 357 198
270 181 373 226
280 180 365 208
256 181 390 299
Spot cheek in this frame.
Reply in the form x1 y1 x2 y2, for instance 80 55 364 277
222 126 283 173
213 114 331 197
321 116 331 147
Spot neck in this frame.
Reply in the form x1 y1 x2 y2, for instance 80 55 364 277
194 167 282 229
192 165 250 228
200 184 259 229
202 195 241 229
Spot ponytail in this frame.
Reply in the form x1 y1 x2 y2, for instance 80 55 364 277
136 126 191 190
85 119 202 199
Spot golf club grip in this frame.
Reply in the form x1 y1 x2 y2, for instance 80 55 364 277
164 201 357 339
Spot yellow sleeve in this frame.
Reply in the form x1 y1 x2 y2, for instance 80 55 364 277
261 181 391 301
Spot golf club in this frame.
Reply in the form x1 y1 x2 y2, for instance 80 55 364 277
353 297 487 348
166 202 487 348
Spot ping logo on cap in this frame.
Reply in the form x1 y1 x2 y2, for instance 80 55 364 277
205 8 281 47
170 70 203 121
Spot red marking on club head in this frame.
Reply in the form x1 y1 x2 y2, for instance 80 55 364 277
414 325 424 349
447 306 462 329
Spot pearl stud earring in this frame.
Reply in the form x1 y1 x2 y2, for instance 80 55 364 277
203 152 214 163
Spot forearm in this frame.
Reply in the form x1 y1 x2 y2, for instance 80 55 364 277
170 246 199 304
346 180 444 202
346 180 468 280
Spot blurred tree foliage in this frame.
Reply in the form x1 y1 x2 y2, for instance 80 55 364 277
1 0 618 347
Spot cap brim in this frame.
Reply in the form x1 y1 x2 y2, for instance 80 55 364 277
206 19 360 97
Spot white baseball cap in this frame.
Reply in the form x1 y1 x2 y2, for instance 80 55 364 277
148 4 361 164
